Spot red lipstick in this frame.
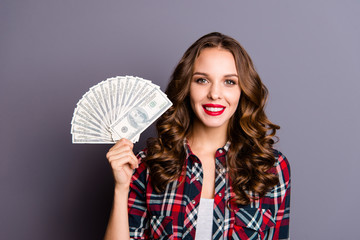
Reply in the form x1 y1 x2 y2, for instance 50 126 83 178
202 104 225 116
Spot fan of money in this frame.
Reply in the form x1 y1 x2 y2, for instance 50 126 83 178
71 76 172 144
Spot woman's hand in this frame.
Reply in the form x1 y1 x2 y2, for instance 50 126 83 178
104 138 136 240
106 138 139 189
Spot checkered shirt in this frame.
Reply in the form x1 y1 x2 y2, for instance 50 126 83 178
128 141 291 240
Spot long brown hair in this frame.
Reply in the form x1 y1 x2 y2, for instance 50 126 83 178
145 32 279 205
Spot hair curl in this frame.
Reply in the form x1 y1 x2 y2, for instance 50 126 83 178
144 32 279 205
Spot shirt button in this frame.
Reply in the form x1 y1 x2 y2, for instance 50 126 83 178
219 193 222 197
192 200 196 204
217 218 221 223
196 177 199 181
219 149 223 153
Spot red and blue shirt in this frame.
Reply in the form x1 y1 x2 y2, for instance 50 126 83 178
128 141 291 239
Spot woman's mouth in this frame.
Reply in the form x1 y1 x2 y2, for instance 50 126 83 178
202 104 225 116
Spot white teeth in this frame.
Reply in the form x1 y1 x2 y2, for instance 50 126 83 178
205 107 224 112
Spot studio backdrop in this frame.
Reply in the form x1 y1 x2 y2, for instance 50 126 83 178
1 1 359 239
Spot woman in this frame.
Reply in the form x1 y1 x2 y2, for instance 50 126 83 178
104 32 291 240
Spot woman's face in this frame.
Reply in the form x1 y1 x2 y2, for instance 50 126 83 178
189 47 241 130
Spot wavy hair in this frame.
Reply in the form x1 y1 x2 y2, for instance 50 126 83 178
144 32 279 205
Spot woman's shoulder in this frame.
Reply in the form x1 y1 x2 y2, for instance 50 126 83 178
273 149 290 167
272 149 291 185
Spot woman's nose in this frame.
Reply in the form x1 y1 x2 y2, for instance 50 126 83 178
208 83 222 100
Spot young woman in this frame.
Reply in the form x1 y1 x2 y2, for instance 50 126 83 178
104 32 291 240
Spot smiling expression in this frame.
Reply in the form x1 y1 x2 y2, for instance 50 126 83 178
189 47 241 130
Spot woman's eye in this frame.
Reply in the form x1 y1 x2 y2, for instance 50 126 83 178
195 78 208 84
225 79 236 85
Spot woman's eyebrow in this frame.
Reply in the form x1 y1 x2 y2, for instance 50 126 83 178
224 74 239 78
192 72 208 76
193 72 238 78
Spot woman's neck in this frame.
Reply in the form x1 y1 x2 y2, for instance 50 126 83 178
188 121 228 155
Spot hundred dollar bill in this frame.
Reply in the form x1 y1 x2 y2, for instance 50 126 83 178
71 123 111 139
89 83 111 127
73 134 114 144
111 129 140 143
113 76 126 122
110 87 172 143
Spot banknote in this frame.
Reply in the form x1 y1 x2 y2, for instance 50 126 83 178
110 87 172 142
71 76 172 144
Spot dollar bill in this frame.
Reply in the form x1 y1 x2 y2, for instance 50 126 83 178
110 87 172 142
72 134 114 144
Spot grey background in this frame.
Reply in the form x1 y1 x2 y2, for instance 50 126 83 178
1 0 359 239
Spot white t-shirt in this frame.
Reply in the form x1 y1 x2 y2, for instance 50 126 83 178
195 198 214 240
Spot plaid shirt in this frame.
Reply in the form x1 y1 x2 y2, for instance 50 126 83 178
128 141 291 240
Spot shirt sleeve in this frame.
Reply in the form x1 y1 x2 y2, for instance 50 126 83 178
128 151 150 239
273 151 291 240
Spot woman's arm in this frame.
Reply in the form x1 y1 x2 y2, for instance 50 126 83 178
273 152 291 240
104 139 139 240
104 185 131 240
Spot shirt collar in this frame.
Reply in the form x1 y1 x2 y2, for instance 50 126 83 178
223 141 231 152
183 138 231 160
183 138 192 160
